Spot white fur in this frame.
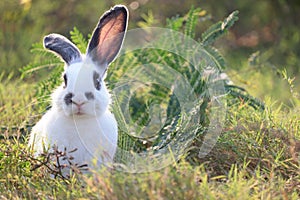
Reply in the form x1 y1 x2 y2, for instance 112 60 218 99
28 59 118 170
29 5 128 174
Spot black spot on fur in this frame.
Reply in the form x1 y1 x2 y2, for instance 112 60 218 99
93 71 101 90
64 92 74 105
85 92 95 100
63 73 67 88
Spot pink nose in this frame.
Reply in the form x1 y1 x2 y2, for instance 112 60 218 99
72 101 85 108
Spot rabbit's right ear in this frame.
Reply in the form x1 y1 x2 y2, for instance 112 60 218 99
44 33 82 65
87 5 128 74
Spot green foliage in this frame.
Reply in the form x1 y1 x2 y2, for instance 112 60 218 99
202 45 226 70
1 3 300 199
0 0 32 75
184 7 203 38
0 76 36 130
21 43 63 77
0 0 113 76
201 10 239 46
137 10 159 28
70 27 88 53
0 93 299 198
21 42 64 111
20 7 265 157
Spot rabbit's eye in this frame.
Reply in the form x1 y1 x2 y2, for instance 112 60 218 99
93 71 101 90
63 73 67 88
95 79 101 90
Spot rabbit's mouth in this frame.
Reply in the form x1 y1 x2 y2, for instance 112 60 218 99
71 103 86 116
74 108 86 116
71 111 88 118
75 111 84 116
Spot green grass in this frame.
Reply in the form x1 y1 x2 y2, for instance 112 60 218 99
0 75 38 138
0 75 299 199
0 7 299 199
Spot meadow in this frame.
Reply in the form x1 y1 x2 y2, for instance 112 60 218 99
0 1 300 199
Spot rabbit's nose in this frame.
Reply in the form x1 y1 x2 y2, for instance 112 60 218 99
64 92 89 106
72 101 86 107
71 96 88 107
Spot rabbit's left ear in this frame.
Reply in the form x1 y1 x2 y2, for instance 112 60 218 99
87 5 128 72
44 33 82 65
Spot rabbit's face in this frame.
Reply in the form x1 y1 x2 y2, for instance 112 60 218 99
44 5 128 118
54 60 110 118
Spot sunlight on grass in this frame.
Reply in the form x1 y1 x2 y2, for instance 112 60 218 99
0 77 39 138
0 5 299 199
0 81 299 198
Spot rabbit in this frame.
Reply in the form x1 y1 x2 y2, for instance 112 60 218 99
28 5 128 172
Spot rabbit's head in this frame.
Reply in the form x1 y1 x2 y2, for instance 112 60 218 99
44 5 128 117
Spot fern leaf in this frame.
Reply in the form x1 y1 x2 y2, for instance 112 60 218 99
20 60 63 77
225 85 265 110
202 11 239 46
184 7 203 38
28 43 57 58
29 43 43 52
203 46 226 70
70 27 88 53
166 16 184 31
137 10 158 28
221 10 239 30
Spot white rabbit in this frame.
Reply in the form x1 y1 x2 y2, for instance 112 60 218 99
28 5 128 172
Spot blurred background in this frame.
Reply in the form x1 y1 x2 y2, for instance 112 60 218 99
1 0 300 105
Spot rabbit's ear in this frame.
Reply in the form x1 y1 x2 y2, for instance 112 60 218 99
44 33 82 65
87 5 128 71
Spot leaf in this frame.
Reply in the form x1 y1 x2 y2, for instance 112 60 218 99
203 46 226 70
201 10 239 46
70 27 88 53
21 60 62 75
29 42 44 52
225 85 265 110
184 7 203 38
29 43 58 58
166 16 184 31
221 10 239 30
137 10 158 28
20 42 63 78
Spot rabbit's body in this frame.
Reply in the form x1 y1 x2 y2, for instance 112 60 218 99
30 106 118 166
28 5 128 171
